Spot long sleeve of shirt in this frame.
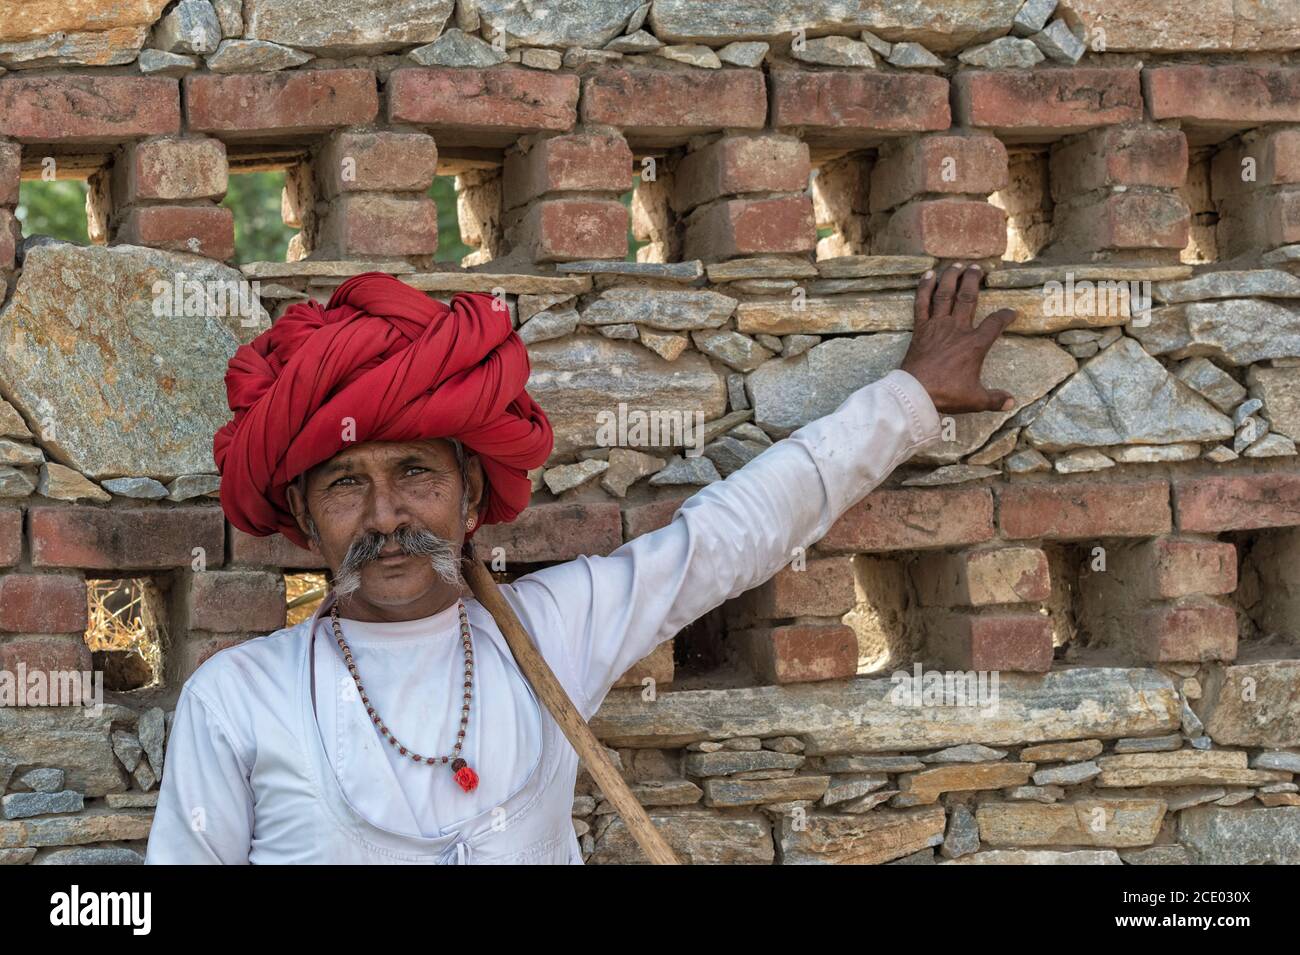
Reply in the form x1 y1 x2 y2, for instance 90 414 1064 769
144 684 255 864
500 368 943 721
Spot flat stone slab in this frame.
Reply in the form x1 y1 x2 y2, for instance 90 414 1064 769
589 808 773 864
0 244 268 479
649 0 1021 52
1201 661 1300 748
985 265 1192 289
0 807 153 849
243 0 453 54
748 332 1074 461
1025 337 1233 451
556 260 704 282
1096 750 1291 788
893 763 1035 806
1154 270 1300 303
0 705 136 798
241 259 415 277
1179 806 1300 864
526 336 726 461
943 849 1122 864
1133 299 1300 366
976 798 1166 847
778 807 946 865
590 667 1181 752
373 272 592 296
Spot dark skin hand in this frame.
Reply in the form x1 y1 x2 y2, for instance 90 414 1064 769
900 262 1020 414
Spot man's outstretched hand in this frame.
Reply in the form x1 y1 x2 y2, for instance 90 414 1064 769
900 263 1020 415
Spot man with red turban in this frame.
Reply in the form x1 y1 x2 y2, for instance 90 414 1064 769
146 263 1016 864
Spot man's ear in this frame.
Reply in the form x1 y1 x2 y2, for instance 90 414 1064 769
285 477 321 554
465 454 486 527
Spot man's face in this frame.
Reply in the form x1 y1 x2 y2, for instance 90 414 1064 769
286 438 484 619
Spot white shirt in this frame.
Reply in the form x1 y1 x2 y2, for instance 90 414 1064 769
144 369 940 864
312 600 543 837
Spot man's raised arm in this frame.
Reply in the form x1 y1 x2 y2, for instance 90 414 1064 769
499 264 1018 719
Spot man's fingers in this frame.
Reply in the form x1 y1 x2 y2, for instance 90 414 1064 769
975 307 1019 347
951 264 984 327
931 262 963 318
914 269 936 331
983 388 1016 413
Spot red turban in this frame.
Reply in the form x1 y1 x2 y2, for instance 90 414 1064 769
213 272 554 549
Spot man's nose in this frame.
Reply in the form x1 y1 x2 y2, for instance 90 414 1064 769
362 482 408 538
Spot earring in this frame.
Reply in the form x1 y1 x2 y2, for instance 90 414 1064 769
466 516 476 529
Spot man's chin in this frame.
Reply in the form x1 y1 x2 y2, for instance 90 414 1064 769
354 560 440 602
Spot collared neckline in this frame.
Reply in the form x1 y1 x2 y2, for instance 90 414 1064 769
296 588 557 858
328 595 463 645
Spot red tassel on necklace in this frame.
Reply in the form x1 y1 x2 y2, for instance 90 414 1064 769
451 758 479 793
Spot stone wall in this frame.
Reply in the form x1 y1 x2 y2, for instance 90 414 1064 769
2 0 1300 865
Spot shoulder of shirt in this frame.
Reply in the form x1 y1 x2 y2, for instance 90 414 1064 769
178 616 314 727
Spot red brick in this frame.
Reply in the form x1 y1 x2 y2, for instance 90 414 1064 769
186 69 378 136
503 132 633 210
116 205 235 260
0 75 180 143
927 612 1053 672
582 67 766 144
316 131 438 197
1211 128 1300 197
681 195 815 262
954 69 1143 135
1176 474 1300 532
511 198 627 262
1050 126 1189 196
318 193 439 257
914 546 1051 607
114 137 227 203
1052 192 1190 252
736 557 856 619
741 623 857 684
875 198 1007 259
167 634 251 686
0 574 87 634
187 570 285 634
770 70 949 143
1135 538 1237 599
1216 190 1300 258
229 527 327 569
1145 66 1300 127
0 635 93 675
1138 601 1237 663
869 133 1009 213
612 640 674 689
472 502 622 563
622 496 689 539
0 139 19 206
671 135 811 214
0 508 20 567
389 68 578 144
820 487 995 553
29 506 225 570
999 481 1171 540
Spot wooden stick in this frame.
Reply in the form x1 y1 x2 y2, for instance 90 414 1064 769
460 553 681 865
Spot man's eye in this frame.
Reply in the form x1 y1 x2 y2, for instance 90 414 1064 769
406 466 429 476
330 476 357 487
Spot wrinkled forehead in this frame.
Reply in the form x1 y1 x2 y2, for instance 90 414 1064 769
298 437 458 487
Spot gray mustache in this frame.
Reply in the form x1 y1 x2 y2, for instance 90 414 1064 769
332 524 463 599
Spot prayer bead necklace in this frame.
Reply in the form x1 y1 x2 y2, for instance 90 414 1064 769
329 599 480 793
